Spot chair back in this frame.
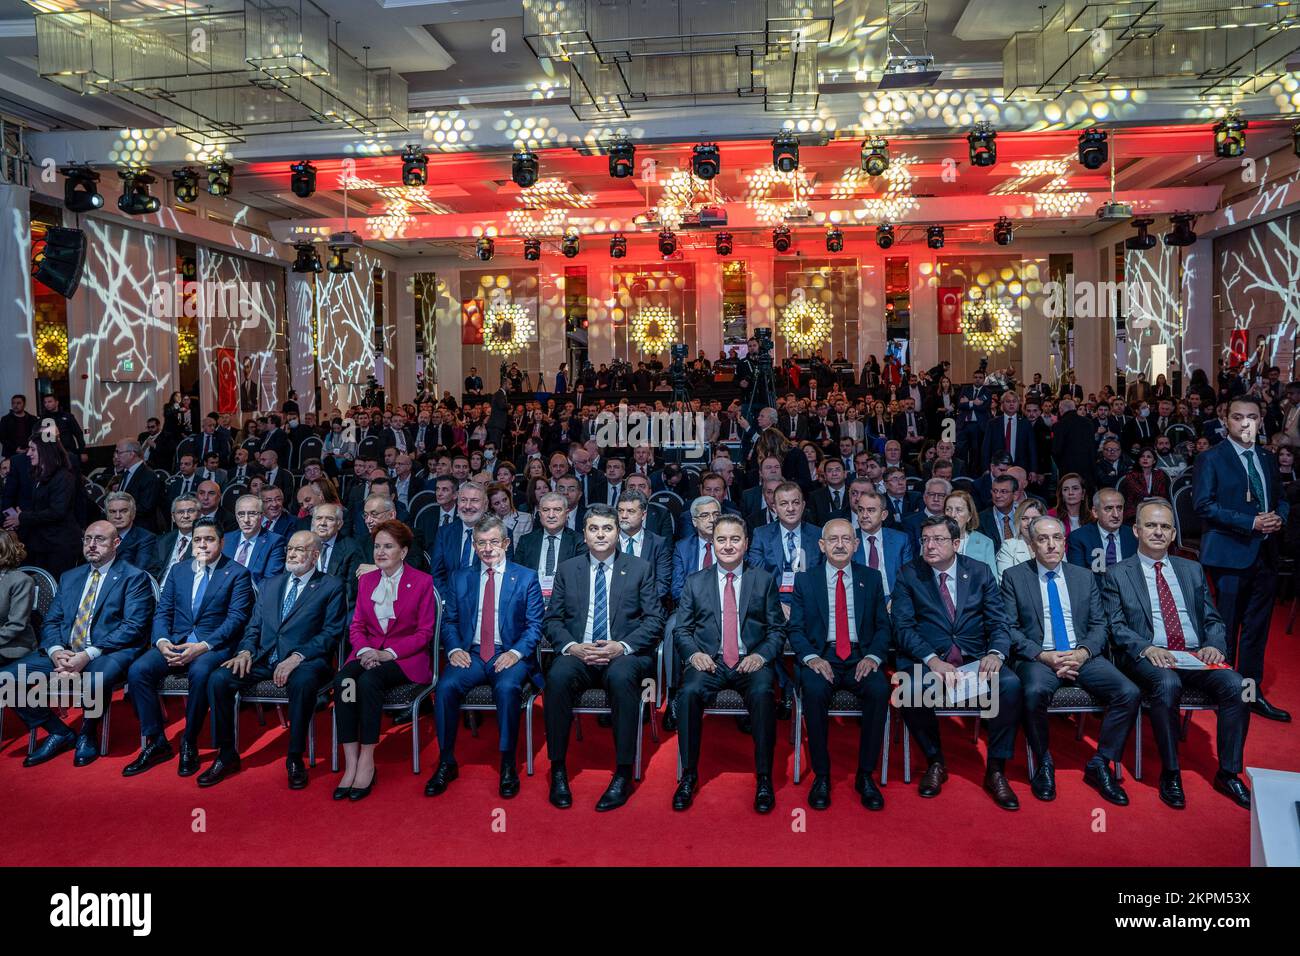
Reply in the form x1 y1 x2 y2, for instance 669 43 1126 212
295 435 323 471
1172 483 1201 553
17 565 57 622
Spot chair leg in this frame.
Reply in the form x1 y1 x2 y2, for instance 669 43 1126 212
1134 711 1143 781
276 704 288 729
1075 713 1087 740
468 710 479 738
575 713 583 742
525 695 535 777
308 710 317 768
880 709 890 786
792 696 803 785
1179 710 1192 741
255 702 267 726
634 702 644 781
330 706 339 773
971 714 980 743
99 696 112 756
1025 739 1035 779
411 702 421 774
902 722 911 784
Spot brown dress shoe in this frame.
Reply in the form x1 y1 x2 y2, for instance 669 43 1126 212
918 761 948 797
984 769 1020 810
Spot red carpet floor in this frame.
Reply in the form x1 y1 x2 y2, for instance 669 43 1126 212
3 609 1297 867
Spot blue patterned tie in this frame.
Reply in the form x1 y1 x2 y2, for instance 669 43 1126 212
460 527 473 567
592 561 608 643
281 576 300 622
1242 450 1266 513
1045 570 1072 651
785 530 796 571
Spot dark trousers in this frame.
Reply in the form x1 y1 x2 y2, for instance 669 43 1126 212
544 653 650 767
1122 657 1249 774
678 661 776 776
798 659 890 778
0 647 135 733
434 652 529 764
207 658 332 762
898 655 1023 762
1015 656 1139 764
1207 558 1276 686
332 658 407 745
127 646 223 742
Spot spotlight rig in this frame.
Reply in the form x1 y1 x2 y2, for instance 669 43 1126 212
993 217 1014 246
172 167 199 204
401 145 427 187
967 122 997 168
715 231 733 256
206 161 233 197
1077 130 1108 170
861 136 889 176
561 231 580 258
523 238 541 261
658 230 677 256
610 234 627 259
60 164 104 213
475 236 495 261
1213 111 1247 159
117 170 161 215
1126 218 1157 251
512 148 539 188
875 224 895 249
772 133 799 173
772 225 792 252
692 143 721 180
291 242 322 274
608 139 635 178
926 225 945 249
290 160 317 198
1164 213 1197 247
825 226 844 253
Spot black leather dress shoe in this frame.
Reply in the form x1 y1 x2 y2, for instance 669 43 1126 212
287 757 308 790
860 775 884 811
424 762 459 797
121 738 173 777
1084 759 1129 806
984 770 1020 810
177 741 200 777
754 774 776 813
73 734 100 767
918 760 948 797
595 773 632 812
23 731 74 768
1030 758 1056 802
808 775 831 810
673 771 698 811
1214 771 1251 809
549 768 572 809
1250 697 1292 722
348 770 376 801
1158 769 1186 809
854 769 868 795
197 756 241 788
499 763 520 799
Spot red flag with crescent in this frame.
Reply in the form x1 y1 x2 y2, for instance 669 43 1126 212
938 287 963 334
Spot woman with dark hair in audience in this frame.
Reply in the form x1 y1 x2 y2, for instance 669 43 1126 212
3 440 81 577
1275 445 1297 488
1050 472 1093 537
0 532 36 663
1151 373 1174 401
526 475 552 516
488 481 532 543
1118 447 1171 523
333 519 437 801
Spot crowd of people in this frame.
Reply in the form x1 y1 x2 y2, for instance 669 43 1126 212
0 347 1292 815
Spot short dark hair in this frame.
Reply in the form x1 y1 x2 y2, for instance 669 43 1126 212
920 514 961 541
191 516 223 538
583 503 617 529
619 489 648 512
1228 395 1264 416
992 474 1020 492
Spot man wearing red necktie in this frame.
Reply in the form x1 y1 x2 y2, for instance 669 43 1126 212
789 519 891 810
672 515 785 813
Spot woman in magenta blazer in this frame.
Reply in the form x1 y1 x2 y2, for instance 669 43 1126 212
333 519 437 801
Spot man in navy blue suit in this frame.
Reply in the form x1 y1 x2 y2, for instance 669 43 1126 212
104 490 158 577
430 480 489 591
427 514 545 799
980 388 1038 474
258 485 297 540
1066 488 1136 572
670 496 722 600
750 481 823 603
123 518 256 778
890 515 1023 810
901 478 951 552
956 369 993 468
789 519 892 811
202 530 347 789
1193 395 1290 722
850 489 911 601
0 520 154 767
616 489 672 601
222 494 286 586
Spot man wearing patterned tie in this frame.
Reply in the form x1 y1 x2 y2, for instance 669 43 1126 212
1066 489 1136 573
673 514 785 813
155 494 201 588
512 492 586 605
979 474 1021 546
1003 516 1139 805
202 531 347 788
809 458 851 526
1102 499 1253 809
850 489 911 603
221 494 286 587
542 505 663 811
123 518 255 778
891 515 1023 809
789 519 891 810
0 520 155 767
670 496 721 601
430 481 490 596
427 515 545 799
1193 395 1291 723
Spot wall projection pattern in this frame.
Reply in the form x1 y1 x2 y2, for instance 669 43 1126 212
1216 210 1300 375
74 218 173 444
198 247 283 415
317 251 380 412
1124 239 1197 378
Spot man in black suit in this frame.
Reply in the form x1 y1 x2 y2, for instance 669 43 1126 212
166 454 202 503
745 477 783 535
891 399 925 456
542 504 663 811
809 458 851 526
981 389 1037 474
881 467 920 529
1002 515 1139 804
155 494 201 588
1050 399 1097 486
256 450 295 500
487 382 510 449
617 489 671 601
195 417 232 470
258 414 292 464
1094 438 1127 490
569 445 607 507
672 514 785 813
202 530 347 788
40 393 85 466
891 515 1023 809
113 439 163 532
1102 498 1252 809
310 502 362 609
104 491 158 577
514 491 586 602
623 473 674 541
1066 488 1136 571
789 519 891 810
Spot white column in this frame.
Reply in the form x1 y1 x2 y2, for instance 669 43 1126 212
696 260 723 357
747 257 775 334
388 271 417 406
910 253 937 372
286 273 316 413
587 263 615 365
434 268 463 397
859 254 884 369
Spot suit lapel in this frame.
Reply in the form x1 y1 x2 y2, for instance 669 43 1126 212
1125 561 1153 629
281 575 319 625
199 561 227 615
90 566 116 618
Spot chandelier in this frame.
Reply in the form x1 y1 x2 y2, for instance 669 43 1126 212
483 303 535 356
629 306 674 354
963 298 1019 352
779 298 831 351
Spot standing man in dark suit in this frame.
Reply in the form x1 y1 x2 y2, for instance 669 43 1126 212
890 515 1023 809
1050 400 1096 487
166 454 202 503
0 520 155 766
487 381 510 449
202 530 347 788
672 514 784 813
616 489 671 600
1192 395 1290 722
1102 499 1253 809
981 389 1037 474
790 519 891 810
1066 488 1136 572
956 370 992 468
258 414 292 464
256 450 295 500
113 439 163 531
40 393 85 467
543 504 663 811
123 518 256 777
195 417 232 470
1002 516 1139 804
427 514 545 799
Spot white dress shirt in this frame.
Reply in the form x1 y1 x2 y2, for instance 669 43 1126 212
859 530 892 596
49 559 114 660
802 563 882 666
715 563 749 657
620 529 645 558
566 556 633 656
233 531 261 566
1226 437 1268 511
1035 561 1077 652
1138 552 1199 649
1099 527 1126 563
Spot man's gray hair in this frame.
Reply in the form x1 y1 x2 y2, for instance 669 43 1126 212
925 477 953 495
538 491 568 511
104 491 136 512
690 495 720 518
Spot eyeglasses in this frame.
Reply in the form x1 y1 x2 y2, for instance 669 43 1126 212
235 511 261 519
919 535 954 546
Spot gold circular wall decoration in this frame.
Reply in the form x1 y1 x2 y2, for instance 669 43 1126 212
629 305 674 353
779 298 832 350
483 302 534 355
962 298 1018 351
35 323 68 376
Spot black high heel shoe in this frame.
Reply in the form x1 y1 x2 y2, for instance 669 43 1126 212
348 769 377 802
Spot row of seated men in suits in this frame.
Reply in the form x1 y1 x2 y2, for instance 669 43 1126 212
0 471 1253 817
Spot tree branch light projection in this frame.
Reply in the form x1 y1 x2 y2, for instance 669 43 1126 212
629 305 674 353
483 302 534 356
780 298 832 350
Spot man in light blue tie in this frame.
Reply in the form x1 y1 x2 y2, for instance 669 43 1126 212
431 482 490 596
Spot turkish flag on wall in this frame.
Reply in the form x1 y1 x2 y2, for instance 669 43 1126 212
1228 328 1249 365
938 287 963 334
216 347 238 415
